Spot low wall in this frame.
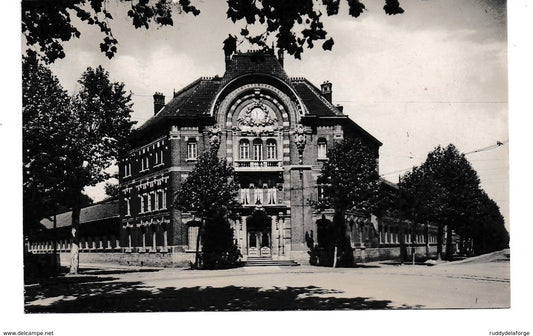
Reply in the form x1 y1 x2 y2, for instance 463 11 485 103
58 251 195 268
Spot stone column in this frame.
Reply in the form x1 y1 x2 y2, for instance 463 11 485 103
152 229 156 252
163 229 168 251
282 215 291 257
240 215 247 256
272 214 278 257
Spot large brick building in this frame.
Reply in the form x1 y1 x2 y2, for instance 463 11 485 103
118 50 441 265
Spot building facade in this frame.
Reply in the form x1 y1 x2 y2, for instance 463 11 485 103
118 51 441 265
29 200 121 254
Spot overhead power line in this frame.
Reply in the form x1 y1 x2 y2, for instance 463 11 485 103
379 140 508 177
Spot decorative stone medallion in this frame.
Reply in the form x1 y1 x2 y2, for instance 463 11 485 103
237 98 279 135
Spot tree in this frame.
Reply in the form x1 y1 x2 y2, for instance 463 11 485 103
314 137 380 266
174 147 241 269
22 0 403 63
22 52 78 236
467 190 509 255
399 144 483 260
399 166 449 259
103 173 121 200
63 66 135 274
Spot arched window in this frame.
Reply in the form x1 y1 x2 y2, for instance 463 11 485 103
253 138 263 161
239 139 250 159
317 138 327 159
266 139 277 160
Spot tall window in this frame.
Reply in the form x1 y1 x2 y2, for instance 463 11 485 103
266 139 277 160
148 192 154 212
156 190 161 209
124 163 131 177
239 139 250 159
187 140 197 160
141 156 150 171
142 194 149 213
317 184 326 200
253 139 263 161
318 138 327 159
124 198 131 216
155 149 164 165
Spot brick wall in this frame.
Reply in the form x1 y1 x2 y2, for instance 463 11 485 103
58 251 194 268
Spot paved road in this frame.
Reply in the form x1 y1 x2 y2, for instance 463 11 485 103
24 251 509 312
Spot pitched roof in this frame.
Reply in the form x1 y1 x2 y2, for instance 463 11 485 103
136 78 221 132
291 78 343 117
133 52 376 148
222 52 290 83
40 200 119 230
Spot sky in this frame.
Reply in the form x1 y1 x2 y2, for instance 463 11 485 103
41 0 510 229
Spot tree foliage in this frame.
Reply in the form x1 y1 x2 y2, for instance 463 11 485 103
312 137 380 266
67 66 136 191
64 65 135 273
22 0 199 64
174 148 241 269
22 52 78 234
399 144 508 258
224 0 402 59
22 0 403 63
317 137 380 214
104 179 120 200
22 56 135 273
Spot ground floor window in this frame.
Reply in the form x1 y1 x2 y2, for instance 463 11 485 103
187 225 200 251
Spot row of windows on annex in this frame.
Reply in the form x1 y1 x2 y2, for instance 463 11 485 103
123 224 169 252
123 188 168 217
122 147 166 178
315 220 440 249
28 236 121 253
346 224 440 247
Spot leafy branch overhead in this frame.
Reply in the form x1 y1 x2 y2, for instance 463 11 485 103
22 0 403 63
224 0 402 59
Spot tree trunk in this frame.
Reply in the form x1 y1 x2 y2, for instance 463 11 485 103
436 223 443 260
332 208 344 268
194 220 203 269
399 221 406 264
333 245 338 268
425 221 430 259
411 221 416 264
53 213 58 274
69 205 81 274
445 224 454 260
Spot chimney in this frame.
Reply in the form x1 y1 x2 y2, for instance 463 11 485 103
277 48 284 68
153 92 165 115
225 54 231 70
320 81 332 103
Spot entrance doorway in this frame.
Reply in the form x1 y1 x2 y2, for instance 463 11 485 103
247 210 272 257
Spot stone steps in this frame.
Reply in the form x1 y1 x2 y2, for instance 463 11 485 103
244 257 300 267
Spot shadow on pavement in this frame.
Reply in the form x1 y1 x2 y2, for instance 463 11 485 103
24 266 162 285
24 273 421 312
